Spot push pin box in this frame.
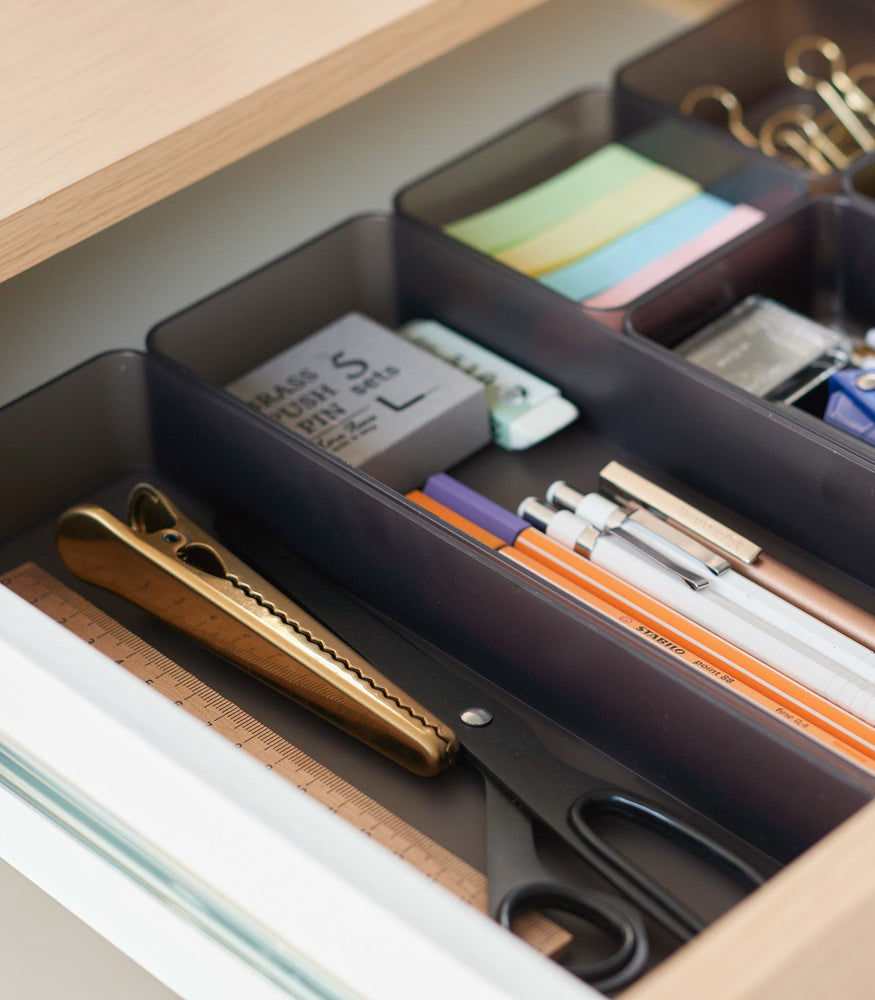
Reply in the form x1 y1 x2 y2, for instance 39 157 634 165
225 312 491 493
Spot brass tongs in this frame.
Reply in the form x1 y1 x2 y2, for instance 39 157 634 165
56 484 458 776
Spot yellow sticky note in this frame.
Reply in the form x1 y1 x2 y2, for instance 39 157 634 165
496 167 701 277
443 144 654 255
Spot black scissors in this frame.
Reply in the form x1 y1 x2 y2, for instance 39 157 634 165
219 515 773 993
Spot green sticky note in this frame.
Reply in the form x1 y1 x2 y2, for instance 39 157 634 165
495 166 701 277
443 144 654 254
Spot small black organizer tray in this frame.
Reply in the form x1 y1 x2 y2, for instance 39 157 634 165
615 0 875 192
3 210 875 978
394 87 805 327
393 71 875 484
625 195 875 462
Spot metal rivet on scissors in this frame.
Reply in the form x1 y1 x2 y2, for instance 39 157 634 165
461 707 493 727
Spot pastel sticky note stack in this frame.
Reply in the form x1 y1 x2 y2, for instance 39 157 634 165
495 166 700 277
539 192 733 300
444 144 654 254
443 141 764 309
583 203 765 310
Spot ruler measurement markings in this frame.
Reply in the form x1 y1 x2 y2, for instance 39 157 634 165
2 562 569 957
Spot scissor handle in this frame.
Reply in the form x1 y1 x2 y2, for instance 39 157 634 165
568 789 767 942
495 881 648 994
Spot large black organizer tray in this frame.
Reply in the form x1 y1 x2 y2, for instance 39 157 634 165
2 211 874 986
2 344 857 979
142 209 875 866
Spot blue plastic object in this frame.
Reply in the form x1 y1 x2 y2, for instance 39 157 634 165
824 369 875 446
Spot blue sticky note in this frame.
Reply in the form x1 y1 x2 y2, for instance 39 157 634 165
539 192 733 300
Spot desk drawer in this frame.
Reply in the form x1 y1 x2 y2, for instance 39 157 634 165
2 211 862 995
4 3 875 998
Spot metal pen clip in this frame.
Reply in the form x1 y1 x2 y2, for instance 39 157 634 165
549 481 730 579
625 508 730 576
518 498 710 591
601 508 711 592
56 483 458 776
598 462 762 566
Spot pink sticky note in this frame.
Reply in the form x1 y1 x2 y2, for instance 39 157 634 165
583 203 766 311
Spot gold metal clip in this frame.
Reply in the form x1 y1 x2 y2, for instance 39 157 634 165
56 484 458 776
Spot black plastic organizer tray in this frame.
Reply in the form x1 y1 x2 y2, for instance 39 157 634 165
149 212 875 593
0 234 871 979
0 348 774 981
394 87 804 326
142 209 875 865
626 195 875 462
616 0 875 192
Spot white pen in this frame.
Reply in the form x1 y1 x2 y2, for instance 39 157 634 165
547 483 875 686
517 498 875 726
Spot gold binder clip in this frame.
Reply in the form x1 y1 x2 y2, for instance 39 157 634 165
827 55 875 125
815 63 875 154
760 107 847 173
785 36 875 152
679 84 760 148
56 483 458 776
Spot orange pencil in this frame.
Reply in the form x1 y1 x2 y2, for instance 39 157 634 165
512 530 875 759
504 547 875 772
410 481 875 774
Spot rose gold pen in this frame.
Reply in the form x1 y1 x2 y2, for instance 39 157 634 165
594 461 875 654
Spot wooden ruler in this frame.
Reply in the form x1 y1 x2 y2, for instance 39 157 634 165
2 562 570 957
